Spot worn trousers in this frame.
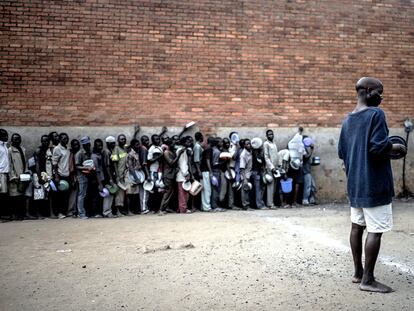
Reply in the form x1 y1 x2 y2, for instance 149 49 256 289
160 178 175 212
67 183 78 216
10 195 25 218
201 172 212 211
103 194 114 216
219 172 234 208
138 184 149 212
241 170 250 209
90 180 102 216
251 171 265 209
241 187 250 209
303 173 316 204
177 182 189 213
266 179 274 207
54 175 71 215
115 189 125 208
77 176 88 217
211 170 221 209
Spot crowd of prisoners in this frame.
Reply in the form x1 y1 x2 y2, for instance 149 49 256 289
0 124 319 220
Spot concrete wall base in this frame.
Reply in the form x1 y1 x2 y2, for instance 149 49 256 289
2 126 412 203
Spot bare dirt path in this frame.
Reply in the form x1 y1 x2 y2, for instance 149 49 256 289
1 202 413 311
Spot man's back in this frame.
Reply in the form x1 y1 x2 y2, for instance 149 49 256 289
338 107 393 208
200 146 211 172
340 77 407 294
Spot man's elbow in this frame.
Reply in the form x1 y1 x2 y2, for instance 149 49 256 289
369 142 392 156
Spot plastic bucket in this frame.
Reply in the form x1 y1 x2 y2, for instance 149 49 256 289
280 178 293 193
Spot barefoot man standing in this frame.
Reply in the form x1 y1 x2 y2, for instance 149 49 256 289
338 77 407 293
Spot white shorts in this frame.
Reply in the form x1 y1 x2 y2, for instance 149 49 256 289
350 204 393 233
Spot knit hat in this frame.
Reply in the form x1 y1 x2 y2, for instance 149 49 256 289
80 136 91 145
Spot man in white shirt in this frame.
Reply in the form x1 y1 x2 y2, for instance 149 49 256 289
0 129 9 219
176 136 192 213
8 133 27 219
239 139 252 210
52 133 71 219
263 130 279 208
147 134 164 200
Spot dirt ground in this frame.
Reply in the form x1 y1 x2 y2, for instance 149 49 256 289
0 201 413 311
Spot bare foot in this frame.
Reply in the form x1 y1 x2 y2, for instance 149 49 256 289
359 280 393 293
352 270 363 283
352 276 362 283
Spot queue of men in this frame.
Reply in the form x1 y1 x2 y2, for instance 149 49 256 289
0 127 318 220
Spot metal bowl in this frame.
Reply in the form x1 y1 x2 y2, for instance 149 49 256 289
388 136 407 160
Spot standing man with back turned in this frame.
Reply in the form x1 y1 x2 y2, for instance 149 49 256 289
338 77 406 293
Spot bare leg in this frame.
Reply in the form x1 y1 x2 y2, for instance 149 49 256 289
350 223 364 283
25 198 36 219
292 184 299 206
359 232 393 293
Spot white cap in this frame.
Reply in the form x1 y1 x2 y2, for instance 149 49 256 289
105 136 116 143
251 137 263 149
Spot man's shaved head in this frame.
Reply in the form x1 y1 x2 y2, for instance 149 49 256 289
355 77 383 107
355 77 383 92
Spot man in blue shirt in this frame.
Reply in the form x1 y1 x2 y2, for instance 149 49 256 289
338 77 406 293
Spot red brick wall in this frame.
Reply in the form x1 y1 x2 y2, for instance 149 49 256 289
1 0 413 128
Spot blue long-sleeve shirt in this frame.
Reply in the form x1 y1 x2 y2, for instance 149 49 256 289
338 107 394 208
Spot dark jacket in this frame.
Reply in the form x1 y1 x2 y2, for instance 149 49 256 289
338 107 393 207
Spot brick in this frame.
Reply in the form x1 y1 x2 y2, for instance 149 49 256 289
0 0 412 127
